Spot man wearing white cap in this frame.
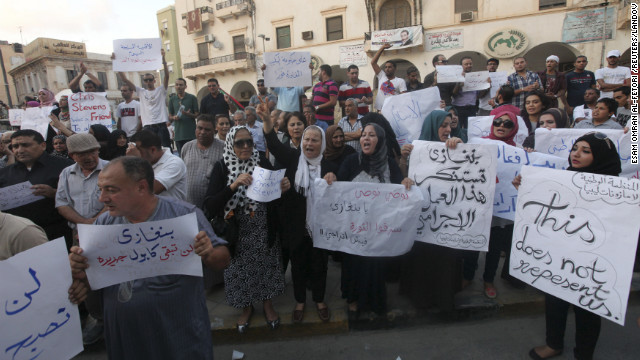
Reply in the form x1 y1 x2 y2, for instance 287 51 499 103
537 55 565 108
595 50 631 99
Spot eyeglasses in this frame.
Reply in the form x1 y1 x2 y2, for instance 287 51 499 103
233 139 254 148
208 84 218 88
493 119 515 129
587 132 613 149
143 78 154 82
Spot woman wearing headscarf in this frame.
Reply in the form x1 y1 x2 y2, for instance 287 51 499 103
258 100 338 323
516 132 621 360
51 135 69 159
522 108 569 150
37 88 56 107
89 124 110 159
104 130 128 160
203 126 288 333
324 123 413 318
360 113 402 160
444 105 468 143
324 125 356 169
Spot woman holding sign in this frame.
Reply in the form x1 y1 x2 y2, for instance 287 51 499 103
258 96 337 323
204 126 289 333
514 132 621 360
522 108 569 150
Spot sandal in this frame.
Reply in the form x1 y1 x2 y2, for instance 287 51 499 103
317 305 330 322
292 304 305 323
236 305 254 334
528 347 562 360
484 283 497 299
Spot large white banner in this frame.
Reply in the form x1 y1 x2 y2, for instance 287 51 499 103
0 238 83 360
20 106 54 140
381 87 441 146
310 179 423 256
469 138 569 220
408 141 498 251
9 109 23 126
68 92 112 133
263 52 311 87
462 71 490 92
78 213 203 290
339 44 368 68
534 128 638 179
370 26 424 51
112 38 163 72
510 166 640 325
468 115 529 147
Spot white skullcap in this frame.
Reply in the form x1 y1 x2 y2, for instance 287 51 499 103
546 55 559 63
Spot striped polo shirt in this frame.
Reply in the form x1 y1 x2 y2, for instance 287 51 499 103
338 80 373 115
312 79 339 125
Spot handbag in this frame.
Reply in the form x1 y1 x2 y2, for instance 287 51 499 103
210 212 239 255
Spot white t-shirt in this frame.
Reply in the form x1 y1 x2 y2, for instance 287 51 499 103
153 149 187 201
374 71 407 110
117 100 141 137
135 86 168 126
572 105 593 122
595 66 631 99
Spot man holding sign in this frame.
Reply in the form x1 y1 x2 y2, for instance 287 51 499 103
69 156 230 359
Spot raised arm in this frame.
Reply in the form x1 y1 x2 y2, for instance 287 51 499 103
117 72 136 95
161 49 169 90
68 62 87 92
371 43 391 75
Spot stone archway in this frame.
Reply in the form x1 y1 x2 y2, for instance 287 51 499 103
448 51 489 71
522 42 579 73
229 81 256 108
196 86 210 104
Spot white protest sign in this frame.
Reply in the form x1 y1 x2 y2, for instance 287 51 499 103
263 52 311 87
468 137 569 220
68 92 112 133
489 71 509 97
435 65 464 83
9 109 24 126
462 71 490 92
20 106 53 140
468 115 529 147
339 44 368 68
78 213 202 290
0 238 83 360
510 166 640 325
310 179 423 257
534 128 638 178
247 166 286 202
409 141 497 251
0 181 44 211
112 38 162 72
381 87 441 146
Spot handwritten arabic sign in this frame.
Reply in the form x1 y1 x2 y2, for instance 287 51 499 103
0 181 44 211
339 44 368 68
409 141 497 251
1 238 83 360
462 71 490 92
370 26 424 51
246 167 286 202
20 106 53 141
112 38 162 72
469 137 569 221
69 92 112 133
435 65 464 83
534 129 639 178
425 29 463 51
78 213 202 290
381 87 441 146
467 115 529 147
510 166 640 325
562 7 615 44
9 109 23 126
489 71 509 97
264 52 311 87
310 179 423 256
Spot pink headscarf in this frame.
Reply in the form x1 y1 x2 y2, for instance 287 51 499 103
38 88 56 106
483 110 519 146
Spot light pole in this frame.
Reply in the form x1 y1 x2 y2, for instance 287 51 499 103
257 34 270 53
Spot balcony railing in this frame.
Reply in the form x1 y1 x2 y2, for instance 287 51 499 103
184 52 255 69
216 0 248 10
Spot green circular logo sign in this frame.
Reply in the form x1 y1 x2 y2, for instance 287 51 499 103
484 29 529 58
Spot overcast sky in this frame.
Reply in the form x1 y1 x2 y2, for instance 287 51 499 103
0 0 175 54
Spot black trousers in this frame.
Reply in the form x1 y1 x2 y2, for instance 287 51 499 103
287 234 328 304
462 225 514 282
545 294 601 360
143 124 171 148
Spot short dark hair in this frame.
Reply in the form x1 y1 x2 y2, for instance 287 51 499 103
143 73 155 79
585 88 601 97
575 55 588 62
130 130 162 150
384 60 397 69
107 156 155 194
11 129 45 144
197 114 215 127
432 54 444 67
497 85 515 103
401 29 409 35
613 86 631 96
120 84 133 91
347 65 359 72
84 79 98 88
175 78 186 85
257 79 265 86
406 66 419 76
460 56 472 65
320 64 332 76
523 90 551 112
207 78 219 85
284 111 307 130
487 58 499 65
597 98 618 114
513 56 527 63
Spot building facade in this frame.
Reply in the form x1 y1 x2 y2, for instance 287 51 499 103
0 41 25 110
157 5 184 94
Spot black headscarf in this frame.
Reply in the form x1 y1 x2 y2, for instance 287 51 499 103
359 123 389 183
360 112 401 159
90 124 110 159
567 132 621 176
105 129 128 160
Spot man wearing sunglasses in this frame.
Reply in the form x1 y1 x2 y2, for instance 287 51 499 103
116 49 171 148
200 78 236 118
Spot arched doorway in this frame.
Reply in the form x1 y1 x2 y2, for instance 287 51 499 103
522 42 579 73
620 47 631 68
448 51 488 71
229 81 255 108
196 86 210 104
371 59 419 89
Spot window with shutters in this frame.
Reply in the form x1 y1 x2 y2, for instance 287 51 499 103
276 26 291 49
379 0 411 30
233 35 246 59
97 72 108 90
455 0 478 13
326 16 343 41
197 42 209 61
539 0 566 10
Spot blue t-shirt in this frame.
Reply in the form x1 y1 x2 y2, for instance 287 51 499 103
272 87 305 112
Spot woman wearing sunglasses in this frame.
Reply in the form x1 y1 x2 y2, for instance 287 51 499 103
514 132 621 360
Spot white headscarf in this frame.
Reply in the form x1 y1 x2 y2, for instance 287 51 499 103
294 125 326 196
223 126 260 217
